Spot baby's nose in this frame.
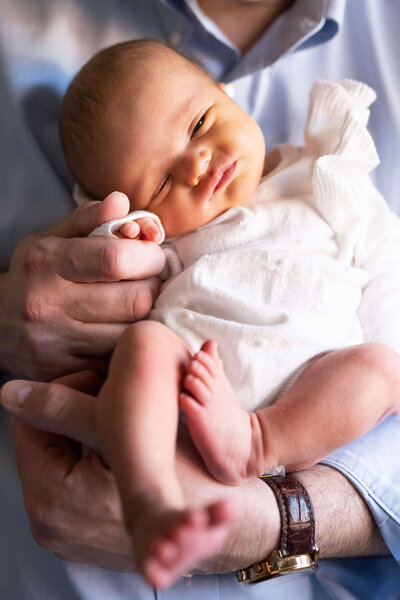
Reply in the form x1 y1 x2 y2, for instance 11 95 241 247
186 149 211 186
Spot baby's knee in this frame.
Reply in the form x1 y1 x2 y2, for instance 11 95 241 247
119 320 189 360
120 320 170 349
348 343 400 389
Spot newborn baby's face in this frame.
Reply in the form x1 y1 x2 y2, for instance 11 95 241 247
99 50 266 237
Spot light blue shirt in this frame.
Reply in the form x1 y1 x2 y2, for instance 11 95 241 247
0 1 400 598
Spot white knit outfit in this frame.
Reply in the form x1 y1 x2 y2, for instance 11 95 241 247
91 80 400 412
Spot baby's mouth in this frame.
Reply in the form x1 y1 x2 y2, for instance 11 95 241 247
207 161 237 200
214 162 237 193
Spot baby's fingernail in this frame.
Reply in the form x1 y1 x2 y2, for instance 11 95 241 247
0 382 33 410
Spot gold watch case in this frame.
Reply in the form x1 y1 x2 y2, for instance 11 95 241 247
237 548 319 584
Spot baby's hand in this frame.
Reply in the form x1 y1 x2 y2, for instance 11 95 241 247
119 217 163 243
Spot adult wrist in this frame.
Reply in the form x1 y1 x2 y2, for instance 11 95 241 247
237 474 319 584
294 464 388 558
195 475 281 574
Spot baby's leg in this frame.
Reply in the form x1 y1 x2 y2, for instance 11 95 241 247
180 341 400 483
261 342 400 472
97 322 235 588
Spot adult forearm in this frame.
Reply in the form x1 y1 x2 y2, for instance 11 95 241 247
191 461 388 574
175 426 280 573
295 465 387 558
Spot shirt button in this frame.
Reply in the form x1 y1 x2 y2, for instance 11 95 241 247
169 31 182 47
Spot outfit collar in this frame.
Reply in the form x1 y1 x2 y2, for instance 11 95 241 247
153 0 346 80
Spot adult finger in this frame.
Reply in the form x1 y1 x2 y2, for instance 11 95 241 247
11 420 134 569
40 235 165 282
65 321 128 357
11 420 79 482
54 369 102 393
46 191 131 238
66 278 161 323
50 356 110 379
1 380 100 450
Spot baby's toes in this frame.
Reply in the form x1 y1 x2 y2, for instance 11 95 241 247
200 339 222 362
142 556 174 589
188 358 214 389
154 538 180 567
179 392 202 417
197 342 224 375
182 374 211 405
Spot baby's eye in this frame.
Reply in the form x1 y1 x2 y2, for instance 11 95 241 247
149 173 171 210
192 115 205 136
158 174 171 194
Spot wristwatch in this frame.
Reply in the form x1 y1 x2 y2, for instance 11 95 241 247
237 474 319 584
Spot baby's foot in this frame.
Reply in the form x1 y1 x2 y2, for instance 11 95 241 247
179 340 259 484
132 498 236 589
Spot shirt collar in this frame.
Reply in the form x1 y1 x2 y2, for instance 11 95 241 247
226 0 346 81
155 0 346 80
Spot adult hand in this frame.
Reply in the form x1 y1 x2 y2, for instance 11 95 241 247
0 374 280 572
1 372 137 571
0 192 165 380
1 375 387 574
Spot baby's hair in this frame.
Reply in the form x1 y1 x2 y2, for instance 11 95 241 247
59 39 211 196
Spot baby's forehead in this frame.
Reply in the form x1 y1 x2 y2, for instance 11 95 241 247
115 53 210 118
128 48 206 87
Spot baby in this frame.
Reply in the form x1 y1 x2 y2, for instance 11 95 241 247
60 40 400 587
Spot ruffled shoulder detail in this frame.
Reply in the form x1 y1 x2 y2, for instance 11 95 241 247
305 79 377 161
304 80 380 263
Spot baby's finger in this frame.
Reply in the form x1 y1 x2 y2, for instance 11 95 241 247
136 217 163 242
118 221 141 239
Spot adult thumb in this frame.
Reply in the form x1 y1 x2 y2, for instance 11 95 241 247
46 191 131 238
0 375 101 452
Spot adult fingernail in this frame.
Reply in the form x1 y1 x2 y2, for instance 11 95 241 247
0 382 33 410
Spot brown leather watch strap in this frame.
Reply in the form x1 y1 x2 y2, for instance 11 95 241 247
261 474 317 556
237 474 319 584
